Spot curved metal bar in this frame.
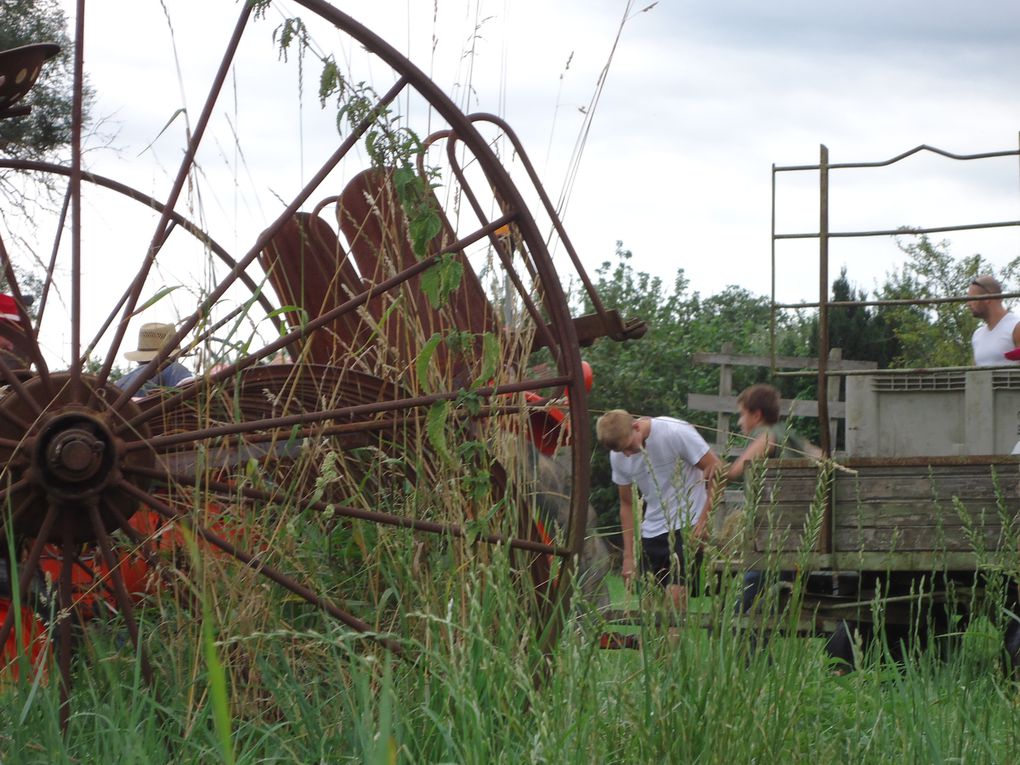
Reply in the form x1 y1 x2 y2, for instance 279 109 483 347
115 478 404 654
122 373 569 452
97 3 255 391
423 129 558 353
466 113 621 329
775 143 1020 173
0 160 286 349
118 211 515 435
107 75 411 410
126 464 571 558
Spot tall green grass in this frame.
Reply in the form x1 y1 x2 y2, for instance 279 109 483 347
1 550 1018 763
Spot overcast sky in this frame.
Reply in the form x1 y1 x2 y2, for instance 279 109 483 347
40 0 1020 356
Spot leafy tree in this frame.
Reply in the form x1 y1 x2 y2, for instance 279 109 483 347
0 0 79 296
810 267 900 369
0 0 76 171
875 236 1020 367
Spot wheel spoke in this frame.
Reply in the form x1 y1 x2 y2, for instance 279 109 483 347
0 351 43 419
95 2 255 391
0 233 52 391
32 182 70 339
87 501 153 684
114 479 403 654
0 484 38 549
57 523 74 732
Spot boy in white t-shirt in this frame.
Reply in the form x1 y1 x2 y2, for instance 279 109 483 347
596 409 721 611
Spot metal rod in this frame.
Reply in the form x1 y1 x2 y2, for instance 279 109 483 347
35 183 71 339
775 291 1020 310
770 163 777 372
97 2 254 391
58 523 73 733
777 363 1020 377
774 143 1020 173
427 129 556 353
0 233 52 391
87 501 153 684
0 504 56 653
116 479 404 654
127 464 571 558
776 219 1020 240
68 0 85 403
817 145 830 456
123 373 570 452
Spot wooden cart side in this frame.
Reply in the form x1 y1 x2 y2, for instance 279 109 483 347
739 457 1020 571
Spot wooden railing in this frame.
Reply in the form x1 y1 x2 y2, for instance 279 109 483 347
687 344 876 454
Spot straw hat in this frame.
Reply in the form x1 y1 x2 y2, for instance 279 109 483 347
124 322 176 362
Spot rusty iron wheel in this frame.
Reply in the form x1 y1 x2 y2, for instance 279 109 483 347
0 0 593 723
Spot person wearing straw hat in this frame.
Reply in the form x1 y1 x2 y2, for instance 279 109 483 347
967 274 1020 366
114 322 192 397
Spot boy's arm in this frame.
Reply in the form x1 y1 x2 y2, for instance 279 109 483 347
726 432 771 482
692 449 721 541
616 485 632 587
618 483 636 586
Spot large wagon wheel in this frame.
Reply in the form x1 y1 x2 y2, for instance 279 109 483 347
0 1 592 722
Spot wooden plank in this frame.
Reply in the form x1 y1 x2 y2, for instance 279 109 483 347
688 393 846 419
834 525 1006 552
692 351 877 370
832 505 1015 528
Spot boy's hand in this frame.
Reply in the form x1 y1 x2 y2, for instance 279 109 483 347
621 550 635 588
692 514 709 545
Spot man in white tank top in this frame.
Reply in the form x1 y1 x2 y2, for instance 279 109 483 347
968 274 1020 366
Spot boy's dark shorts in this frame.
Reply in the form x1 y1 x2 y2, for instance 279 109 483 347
640 531 701 588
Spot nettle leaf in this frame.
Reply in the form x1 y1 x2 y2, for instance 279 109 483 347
426 400 452 464
409 209 442 258
393 165 418 203
420 264 441 308
318 57 342 106
420 255 463 310
472 332 501 390
416 333 443 393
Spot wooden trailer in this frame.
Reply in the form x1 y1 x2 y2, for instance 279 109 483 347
728 141 1020 668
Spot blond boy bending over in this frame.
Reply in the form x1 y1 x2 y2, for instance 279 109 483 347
596 409 720 612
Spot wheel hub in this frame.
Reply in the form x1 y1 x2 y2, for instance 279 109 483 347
0 372 156 544
37 414 114 493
